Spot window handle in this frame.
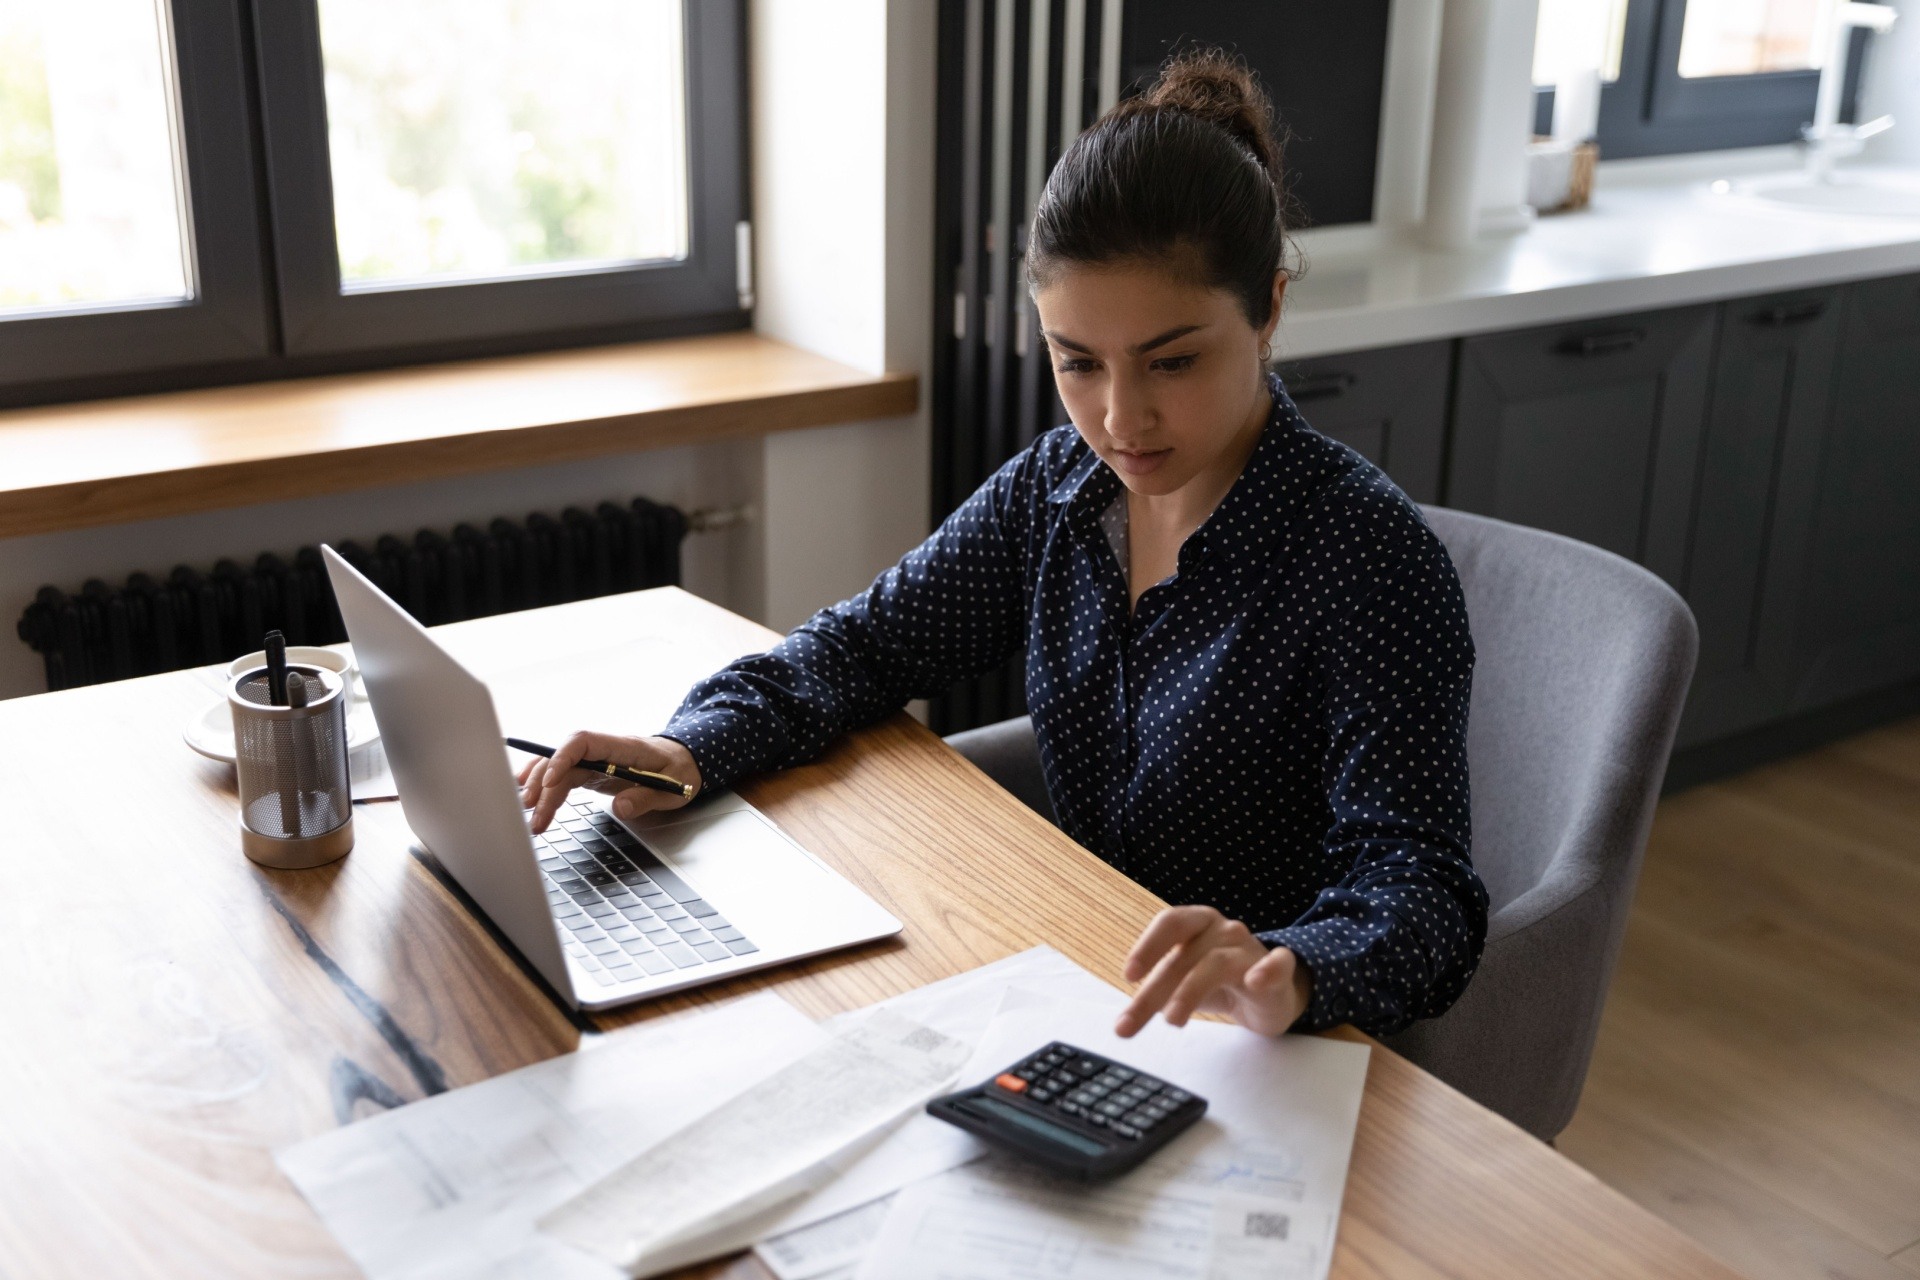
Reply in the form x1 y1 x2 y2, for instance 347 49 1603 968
1556 328 1645 357
1285 371 1357 401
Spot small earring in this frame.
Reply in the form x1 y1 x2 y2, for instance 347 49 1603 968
1259 341 1273 363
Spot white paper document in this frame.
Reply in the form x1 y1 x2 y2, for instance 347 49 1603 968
850 997 1370 1280
536 1009 971 1276
275 992 827 1280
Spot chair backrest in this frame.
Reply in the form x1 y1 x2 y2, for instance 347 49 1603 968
1422 506 1697 922
1393 506 1698 1138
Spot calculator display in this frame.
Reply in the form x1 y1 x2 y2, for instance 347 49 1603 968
956 1095 1107 1155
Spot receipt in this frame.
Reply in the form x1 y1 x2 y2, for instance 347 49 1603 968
538 1010 970 1277
855 1153 1325 1280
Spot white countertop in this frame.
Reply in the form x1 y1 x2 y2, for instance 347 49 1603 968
1278 149 1920 360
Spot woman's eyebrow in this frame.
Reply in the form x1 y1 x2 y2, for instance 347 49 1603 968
1040 323 1208 355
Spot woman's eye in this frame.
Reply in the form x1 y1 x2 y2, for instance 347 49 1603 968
1152 354 1197 374
1054 359 1097 375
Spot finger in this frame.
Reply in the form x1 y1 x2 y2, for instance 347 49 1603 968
609 784 679 821
519 758 549 810
515 758 534 787
1123 906 1222 983
531 731 608 830
1117 920 1222 1037
1163 942 1255 1027
1243 945 1297 995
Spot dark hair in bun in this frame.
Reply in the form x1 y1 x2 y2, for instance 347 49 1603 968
1026 48 1296 328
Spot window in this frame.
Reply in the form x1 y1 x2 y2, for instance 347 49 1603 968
0 0 269 392
1532 0 1881 158
0 0 745 401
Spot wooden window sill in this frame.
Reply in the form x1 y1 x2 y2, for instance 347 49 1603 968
0 332 918 540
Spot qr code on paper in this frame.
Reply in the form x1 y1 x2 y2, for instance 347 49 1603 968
1242 1210 1291 1241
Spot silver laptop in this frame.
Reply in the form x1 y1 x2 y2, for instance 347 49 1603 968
322 546 902 1011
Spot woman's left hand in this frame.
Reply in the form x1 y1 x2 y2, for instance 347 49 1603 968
1115 905 1313 1038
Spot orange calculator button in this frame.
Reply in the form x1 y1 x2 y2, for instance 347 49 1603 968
994 1073 1029 1093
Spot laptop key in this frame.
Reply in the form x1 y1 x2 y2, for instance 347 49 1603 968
619 904 655 921
618 937 653 955
538 856 566 871
606 924 641 942
636 953 674 975
616 871 653 887
709 925 742 942
585 938 619 955
606 963 640 981
585 870 616 886
564 917 598 934
724 937 761 956
682 899 719 918
589 970 616 986
690 941 730 962
667 917 704 935
654 904 689 921
584 903 617 919
657 942 703 969
635 861 702 904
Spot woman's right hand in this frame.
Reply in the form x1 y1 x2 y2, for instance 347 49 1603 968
517 731 703 833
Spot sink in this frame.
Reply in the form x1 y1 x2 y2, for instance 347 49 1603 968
1717 167 1920 218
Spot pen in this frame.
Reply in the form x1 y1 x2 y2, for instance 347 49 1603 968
505 737 696 799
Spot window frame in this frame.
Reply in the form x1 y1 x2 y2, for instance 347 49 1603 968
0 0 274 391
1533 0 1876 159
249 0 746 358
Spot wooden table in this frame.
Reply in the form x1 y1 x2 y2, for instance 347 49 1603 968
0 589 1744 1279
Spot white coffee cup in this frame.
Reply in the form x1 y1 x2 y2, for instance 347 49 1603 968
228 645 357 686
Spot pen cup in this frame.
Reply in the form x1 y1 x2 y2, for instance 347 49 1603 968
228 664 355 869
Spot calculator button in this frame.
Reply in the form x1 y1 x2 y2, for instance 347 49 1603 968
1067 1090 1097 1106
1095 1101 1127 1118
1093 1072 1126 1090
1124 1110 1154 1128
1029 1086 1056 1103
1049 1071 1078 1087
1135 1076 1164 1092
994 1073 1029 1094
1085 1112 1109 1127
1163 1088 1190 1104
1073 1057 1102 1076
1108 1067 1136 1082
1111 1123 1141 1140
1057 1102 1086 1118
1012 1069 1036 1082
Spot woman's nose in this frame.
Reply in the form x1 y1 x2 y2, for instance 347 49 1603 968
1104 377 1153 444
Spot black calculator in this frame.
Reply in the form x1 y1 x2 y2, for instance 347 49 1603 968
925 1041 1207 1181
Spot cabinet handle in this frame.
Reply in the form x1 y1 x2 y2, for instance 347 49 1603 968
1748 299 1827 326
1284 371 1356 401
1556 328 1645 357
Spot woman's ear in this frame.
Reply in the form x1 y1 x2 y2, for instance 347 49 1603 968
1265 271 1288 344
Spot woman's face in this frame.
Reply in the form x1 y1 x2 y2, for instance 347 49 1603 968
1034 259 1283 499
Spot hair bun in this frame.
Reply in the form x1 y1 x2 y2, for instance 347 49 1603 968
1143 49 1283 190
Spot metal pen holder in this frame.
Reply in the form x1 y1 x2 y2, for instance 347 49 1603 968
228 664 355 869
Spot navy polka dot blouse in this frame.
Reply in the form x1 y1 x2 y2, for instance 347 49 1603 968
664 375 1488 1036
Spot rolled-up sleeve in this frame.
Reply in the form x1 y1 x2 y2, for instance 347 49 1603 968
662 447 1043 792
1260 537 1488 1036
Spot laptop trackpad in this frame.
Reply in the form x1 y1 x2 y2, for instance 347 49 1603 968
635 810 834 940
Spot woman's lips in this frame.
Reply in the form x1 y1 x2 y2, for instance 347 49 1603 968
1112 448 1171 476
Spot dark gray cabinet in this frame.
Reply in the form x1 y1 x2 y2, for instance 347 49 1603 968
1445 305 1715 585
1790 272 1920 709
1278 340 1451 502
1677 288 1841 746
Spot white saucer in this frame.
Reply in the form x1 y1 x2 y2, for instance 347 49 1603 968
184 699 380 764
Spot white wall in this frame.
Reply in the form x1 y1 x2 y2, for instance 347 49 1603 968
1 0 938 697
751 0 935 631
1861 0 1920 165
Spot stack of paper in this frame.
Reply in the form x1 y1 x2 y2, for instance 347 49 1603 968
277 947 1369 1280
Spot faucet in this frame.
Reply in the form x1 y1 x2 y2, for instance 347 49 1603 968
1804 2 1898 181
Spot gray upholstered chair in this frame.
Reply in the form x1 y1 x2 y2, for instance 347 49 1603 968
943 506 1698 1141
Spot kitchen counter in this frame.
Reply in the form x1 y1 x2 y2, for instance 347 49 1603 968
1280 148 1920 360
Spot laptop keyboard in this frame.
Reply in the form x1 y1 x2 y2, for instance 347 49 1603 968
534 799 760 987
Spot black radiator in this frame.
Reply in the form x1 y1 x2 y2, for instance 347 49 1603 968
17 497 688 693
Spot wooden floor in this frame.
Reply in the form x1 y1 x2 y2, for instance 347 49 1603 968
1557 715 1920 1280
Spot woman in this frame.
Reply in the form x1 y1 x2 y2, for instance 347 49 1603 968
522 50 1487 1042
